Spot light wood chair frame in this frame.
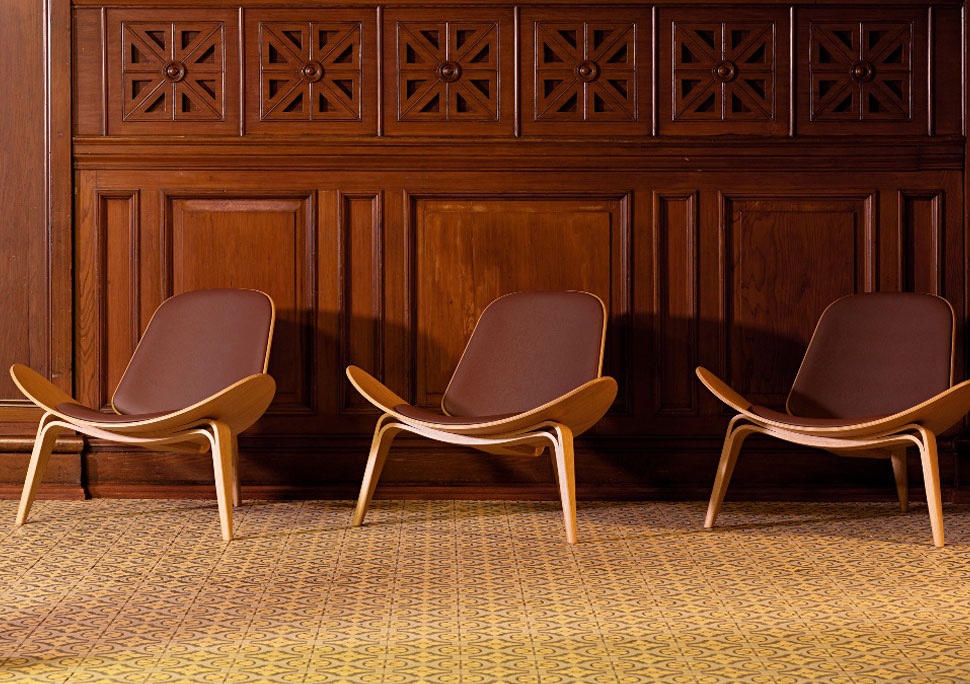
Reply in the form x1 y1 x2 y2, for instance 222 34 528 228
698 299 970 548
347 293 617 544
12 294 276 542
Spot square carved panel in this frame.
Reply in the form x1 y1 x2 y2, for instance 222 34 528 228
245 10 377 135
798 10 927 134
522 8 651 136
106 9 239 134
383 8 515 136
658 9 789 135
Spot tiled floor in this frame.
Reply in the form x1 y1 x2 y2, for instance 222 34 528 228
1 498 969 683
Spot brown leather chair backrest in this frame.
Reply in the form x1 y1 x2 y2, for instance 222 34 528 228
112 289 275 415
787 292 953 419
442 291 607 418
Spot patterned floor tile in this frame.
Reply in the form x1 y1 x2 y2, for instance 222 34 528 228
1 499 970 682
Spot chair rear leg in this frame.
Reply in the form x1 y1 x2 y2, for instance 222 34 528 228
207 421 236 542
914 427 944 548
889 449 909 513
16 416 65 526
551 425 577 544
353 416 402 527
705 419 757 529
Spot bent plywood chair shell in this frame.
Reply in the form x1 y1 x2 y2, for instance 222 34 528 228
698 292 968 547
346 290 618 544
12 288 276 541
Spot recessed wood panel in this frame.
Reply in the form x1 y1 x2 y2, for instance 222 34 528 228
723 194 874 406
340 192 384 412
411 196 628 408
74 190 140 409
655 192 699 414
167 195 316 414
900 191 942 295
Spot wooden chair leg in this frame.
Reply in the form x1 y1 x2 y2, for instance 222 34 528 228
915 427 944 548
208 421 236 542
16 415 65 527
231 434 241 507
705 418 757 529
890 449 909 513
551 424 578 544
352 416 402 527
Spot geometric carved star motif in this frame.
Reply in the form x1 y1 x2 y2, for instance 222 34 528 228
122 22 226 121
672 21 776 121
809 21 913 121
534 22 639 122
258 21 363 122
395 21 500 121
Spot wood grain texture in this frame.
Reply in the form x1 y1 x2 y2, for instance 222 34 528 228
0 0 967 503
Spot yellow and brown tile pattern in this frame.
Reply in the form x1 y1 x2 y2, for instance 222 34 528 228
1 498 969 683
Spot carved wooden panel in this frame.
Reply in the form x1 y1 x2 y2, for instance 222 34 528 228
799 11 927 134
522 9 650 136
384 9 514 136
722 194 875 407
106 9 239 134
245 10 376 135
167 195 316 415
411 196 629 408
659 9 789 135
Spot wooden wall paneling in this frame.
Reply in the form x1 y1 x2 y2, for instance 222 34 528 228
338 191 385 414
166 192 317 419
797 8 928 134
74 7 105 136
91 188 140 410
104 8 240 135
409 195 629 412
0 0 80 498
931 5 964 135
900 190 943 295
658 7 790 135
520 6 652 136
721 192 875 408
382 7 516 136
243 8 378 136
653 191 700 416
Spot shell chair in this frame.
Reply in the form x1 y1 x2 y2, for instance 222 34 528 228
698 292 970 548
12 288 276 541
347 290 618 544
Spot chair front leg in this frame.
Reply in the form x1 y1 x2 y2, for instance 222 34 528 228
206 421 237 542
705 417 758 529
16 414 66 526
550 424 577 545
914 427 944 548
353 415 403 527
